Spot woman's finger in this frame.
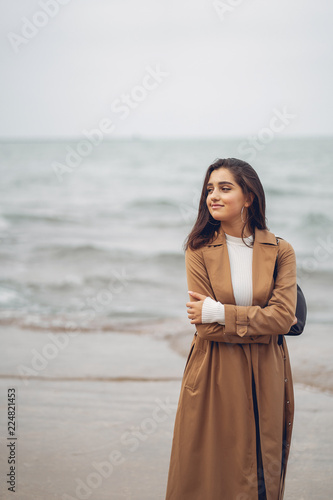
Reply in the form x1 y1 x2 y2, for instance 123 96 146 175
186 301 197 308
188 291 207 301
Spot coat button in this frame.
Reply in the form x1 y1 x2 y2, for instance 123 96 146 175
288 422 291 426
286 400 290 404
285 378 288 382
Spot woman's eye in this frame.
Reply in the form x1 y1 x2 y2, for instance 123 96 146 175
207 187 230 194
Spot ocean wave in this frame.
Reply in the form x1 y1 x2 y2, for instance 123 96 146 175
0 215 10 229
129 198 180 209
265 187 304 197
2 212 80 225
146 251 184 264
266 185 333 199
29 243 133 260
300 212 332 227
0 311 183 334
14 245 185 263
0 287 21 304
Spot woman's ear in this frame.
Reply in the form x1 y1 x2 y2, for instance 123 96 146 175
245 192 254 208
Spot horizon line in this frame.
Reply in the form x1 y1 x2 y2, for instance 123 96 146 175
0 133 332 143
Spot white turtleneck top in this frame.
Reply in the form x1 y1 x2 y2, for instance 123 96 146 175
201 233 254 324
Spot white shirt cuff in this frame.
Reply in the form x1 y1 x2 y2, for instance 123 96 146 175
201 297 225 325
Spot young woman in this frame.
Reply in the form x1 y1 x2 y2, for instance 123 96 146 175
165 158 297 500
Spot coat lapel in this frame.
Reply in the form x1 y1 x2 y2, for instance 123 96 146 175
252 227 279 306
202 226 279 306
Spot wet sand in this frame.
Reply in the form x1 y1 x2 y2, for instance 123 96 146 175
0 324 332 499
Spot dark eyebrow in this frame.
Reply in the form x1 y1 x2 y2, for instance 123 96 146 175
206 181 234 187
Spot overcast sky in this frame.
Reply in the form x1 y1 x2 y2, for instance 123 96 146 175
1 0 332 139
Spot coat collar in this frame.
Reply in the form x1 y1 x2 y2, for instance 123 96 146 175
206 225 278 246
202 226 278 306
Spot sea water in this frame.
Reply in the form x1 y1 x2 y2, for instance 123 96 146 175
0 137 332 332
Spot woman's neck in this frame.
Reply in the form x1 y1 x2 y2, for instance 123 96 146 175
220 224 253 239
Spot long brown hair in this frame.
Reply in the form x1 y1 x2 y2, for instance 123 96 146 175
183 158 268 251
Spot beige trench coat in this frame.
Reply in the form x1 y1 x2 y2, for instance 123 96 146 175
165 227 297 500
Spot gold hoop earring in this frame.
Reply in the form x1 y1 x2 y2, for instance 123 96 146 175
241 206 248 224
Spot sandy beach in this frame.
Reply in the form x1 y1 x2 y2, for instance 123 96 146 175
0 322 332 500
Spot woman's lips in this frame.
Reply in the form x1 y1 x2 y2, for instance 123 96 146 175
211 205 224 209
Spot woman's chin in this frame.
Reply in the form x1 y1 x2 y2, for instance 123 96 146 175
210 215 223 222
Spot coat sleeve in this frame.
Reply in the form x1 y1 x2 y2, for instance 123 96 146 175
223 240 297 338
185 245 270 343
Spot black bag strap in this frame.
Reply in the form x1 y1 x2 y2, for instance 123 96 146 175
273 236 282 281
273 236 283 345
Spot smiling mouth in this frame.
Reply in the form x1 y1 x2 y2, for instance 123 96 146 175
211 205 224 208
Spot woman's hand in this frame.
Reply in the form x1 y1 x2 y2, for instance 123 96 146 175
186 291 297 327
186 291 207 325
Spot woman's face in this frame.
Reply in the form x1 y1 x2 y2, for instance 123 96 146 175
206 168 251 225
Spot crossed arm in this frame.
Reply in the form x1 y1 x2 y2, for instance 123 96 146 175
184 242 297 343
